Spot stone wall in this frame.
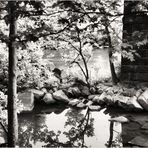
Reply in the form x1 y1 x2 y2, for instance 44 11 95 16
121 1 148 82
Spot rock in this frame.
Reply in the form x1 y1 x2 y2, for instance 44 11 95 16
114 95 129 109
106 90 114 96
77 102 86 108
28 89 45 101
112 85 123 93
104 95 114 106
140 85 148 91
135 89 143 98
128 115 148 125
88 95 97 100
126 96 143 111
106 87 114 96
42 93 56 104
92 95 100 104
128 136 148 147
90 87 96 94
86 100 93 106
41 88 47 93
67 87 81 97
92 92 106 105
18 92 34 112
96 89 103 94
82 99 88 104
141 123 148 129
81 86 90 96
68 99 80 106
53 87 58 92
96 84 109 91
122 88 137 97
88 105 101 111
53 90 70 103
48 89 54 94
138 89 148 111
109 116 129 123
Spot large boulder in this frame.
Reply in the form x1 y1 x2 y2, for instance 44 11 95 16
126 96 143 111
138 89 148 111
67 87 81 97
18 92 34 112
42 93 56 104
53 90 70 103
28 89 45 101
72 78 90 96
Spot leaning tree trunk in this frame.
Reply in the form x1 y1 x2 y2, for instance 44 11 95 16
8 1 18 147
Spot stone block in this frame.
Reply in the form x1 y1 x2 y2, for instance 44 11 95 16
28 89 45 101
18 92 34 112
138 89 148 111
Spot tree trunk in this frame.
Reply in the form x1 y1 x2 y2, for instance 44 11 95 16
8 2 18 147
105 25 119 85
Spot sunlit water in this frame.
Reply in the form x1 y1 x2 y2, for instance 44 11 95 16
18 106 122 148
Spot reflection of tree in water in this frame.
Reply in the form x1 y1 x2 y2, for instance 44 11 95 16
105 121 122 148
104 107 123 148
43 108 94 148
18 114 34 147
18 108 94 148
63 108 94 147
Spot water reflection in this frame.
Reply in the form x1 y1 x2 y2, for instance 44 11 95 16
19 107 94 147
18 106 123 148
106 121 122 148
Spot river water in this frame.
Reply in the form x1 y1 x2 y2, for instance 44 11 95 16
45 49 121 82
18 106 118 148
17 105 148 148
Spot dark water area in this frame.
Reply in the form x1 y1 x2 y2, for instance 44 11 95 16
18 105 148 148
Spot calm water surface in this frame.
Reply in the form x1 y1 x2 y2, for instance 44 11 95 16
18 105 122 148
18 105 148 148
